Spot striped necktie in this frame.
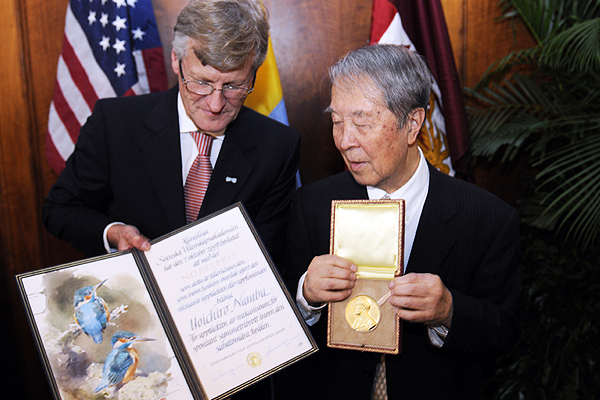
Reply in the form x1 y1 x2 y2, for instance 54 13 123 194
184 132 214 223
372 192 390 399
372 195 391 399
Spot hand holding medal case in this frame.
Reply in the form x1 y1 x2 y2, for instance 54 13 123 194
327 200 404 354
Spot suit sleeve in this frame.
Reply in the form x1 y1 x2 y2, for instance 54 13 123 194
42 100 116 256
443 206 522 358
250 132 301 269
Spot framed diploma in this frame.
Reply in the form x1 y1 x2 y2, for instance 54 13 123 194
327 200 404 354
16 203 317 400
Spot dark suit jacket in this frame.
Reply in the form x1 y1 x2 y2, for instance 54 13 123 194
275 164 521 400
43 86 300 268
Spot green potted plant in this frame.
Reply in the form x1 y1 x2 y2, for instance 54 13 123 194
466 1 600 398
467 0 600 248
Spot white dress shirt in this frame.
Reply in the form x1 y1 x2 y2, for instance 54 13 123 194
177 92 224 181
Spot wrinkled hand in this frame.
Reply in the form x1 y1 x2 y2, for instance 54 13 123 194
107 224 151 252
388 273 453 327
303 254 357 306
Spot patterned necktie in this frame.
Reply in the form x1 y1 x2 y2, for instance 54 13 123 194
371 354 388 400
184 132 214 223
372 197 390 399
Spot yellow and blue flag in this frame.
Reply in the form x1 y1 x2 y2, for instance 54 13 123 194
245 37 289 125
246 37 301 186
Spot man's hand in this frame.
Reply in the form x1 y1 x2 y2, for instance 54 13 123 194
107 224 151 252
303 254 357 306
388 273 453 327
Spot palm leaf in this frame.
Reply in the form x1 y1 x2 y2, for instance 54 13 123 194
541 18 600 73
533 135 600 246
570 0 600 21
467 74 563 161
472 48 538 91
502 0 570 42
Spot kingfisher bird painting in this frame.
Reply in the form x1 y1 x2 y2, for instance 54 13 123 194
94 330 155 393
18 255 195 399
74 279 109 344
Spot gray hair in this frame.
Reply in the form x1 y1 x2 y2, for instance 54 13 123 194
172 0 269 72
328 44 432 128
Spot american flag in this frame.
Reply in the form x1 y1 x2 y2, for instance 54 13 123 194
46 0 168 175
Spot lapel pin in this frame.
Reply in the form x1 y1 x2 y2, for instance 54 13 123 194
225 176 237 184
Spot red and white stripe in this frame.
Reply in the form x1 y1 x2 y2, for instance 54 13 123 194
184 132 214 223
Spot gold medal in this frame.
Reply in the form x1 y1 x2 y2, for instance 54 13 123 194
345 295 381 332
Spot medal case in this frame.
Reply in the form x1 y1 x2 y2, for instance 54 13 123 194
327 200 404 354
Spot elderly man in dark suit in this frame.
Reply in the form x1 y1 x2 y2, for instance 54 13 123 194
275 44 521 400
43 0 300 270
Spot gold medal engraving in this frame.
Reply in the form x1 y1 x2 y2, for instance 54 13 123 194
345 295 381 332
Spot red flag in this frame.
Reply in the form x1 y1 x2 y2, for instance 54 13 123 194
370 0 470 178
46 0 168 175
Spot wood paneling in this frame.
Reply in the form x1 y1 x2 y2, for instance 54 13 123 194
440 0 467 82
153 0 188 87
0 1 535 398
0 0 58 397
463 0 536 88
440 0 536 200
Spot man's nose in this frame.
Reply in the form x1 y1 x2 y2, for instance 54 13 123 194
338 124 360 150
204 89 227 111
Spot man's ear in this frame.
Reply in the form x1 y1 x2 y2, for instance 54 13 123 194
171 49 180 76
406 108 425 146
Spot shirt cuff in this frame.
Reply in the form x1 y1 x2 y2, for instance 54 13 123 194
296 272 327 326
428 325 449 348
103 222 125 254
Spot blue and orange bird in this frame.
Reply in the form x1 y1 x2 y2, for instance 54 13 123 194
94 330 155 393
74 279 109 344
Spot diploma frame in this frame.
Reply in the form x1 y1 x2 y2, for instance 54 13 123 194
16 203 317 400
327 199 404 354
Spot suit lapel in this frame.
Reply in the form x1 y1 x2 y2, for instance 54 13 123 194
141 87 187 231
407 164 457 275
199 107 258 217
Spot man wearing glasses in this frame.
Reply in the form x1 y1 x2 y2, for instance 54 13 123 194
43 0 300 272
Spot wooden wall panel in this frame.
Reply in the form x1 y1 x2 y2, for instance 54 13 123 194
463 0 536 88
438 0 536 203
0 1 37 397
440 0 467 83
0 1 536 398
0 0 42 291
0 0 60 397
27 0 87 269
153 0 188 87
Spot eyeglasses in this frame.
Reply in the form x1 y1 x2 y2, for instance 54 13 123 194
179 59 254 99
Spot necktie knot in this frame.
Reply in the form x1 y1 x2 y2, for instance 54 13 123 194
190 131 214 156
